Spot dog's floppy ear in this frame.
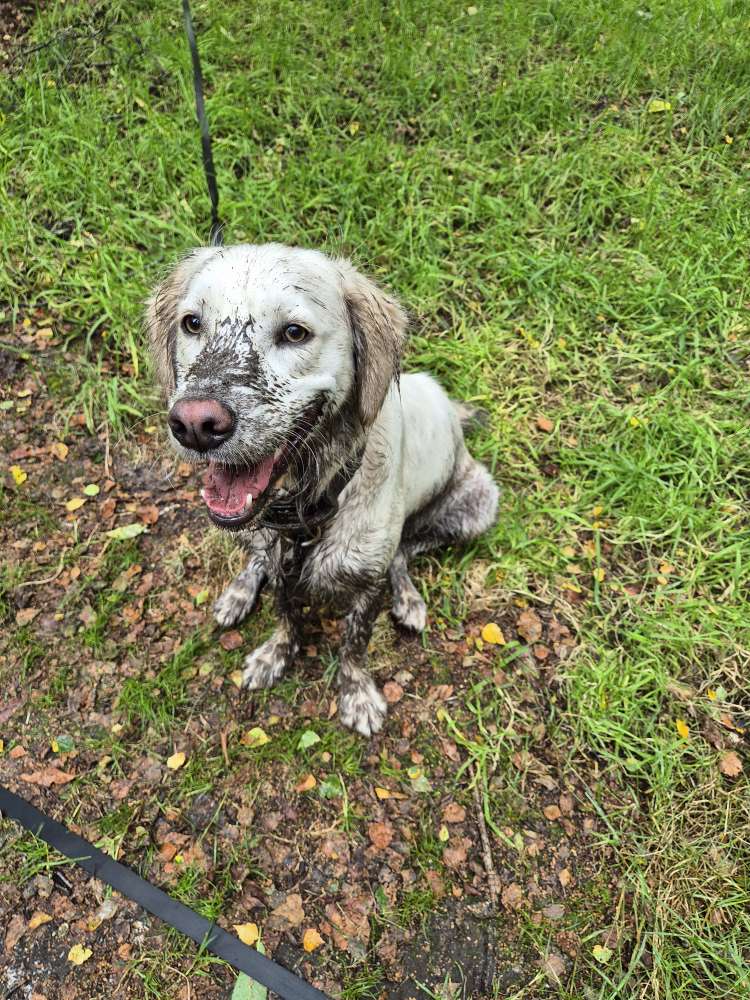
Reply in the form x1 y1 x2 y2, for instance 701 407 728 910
145 248 216 399
340 261 408 427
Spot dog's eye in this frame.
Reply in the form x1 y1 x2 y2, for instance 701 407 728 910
181 314 202 336
281 323 310 345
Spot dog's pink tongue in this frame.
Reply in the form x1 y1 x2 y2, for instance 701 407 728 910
202 459 275 516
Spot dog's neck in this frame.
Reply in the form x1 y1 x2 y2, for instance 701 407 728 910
258 392 368 538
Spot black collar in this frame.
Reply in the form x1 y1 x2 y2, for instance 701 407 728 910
257 443 366 541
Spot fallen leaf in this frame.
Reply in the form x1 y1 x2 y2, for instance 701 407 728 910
4 914 25 952
272 892 305 927
541 952 566 982
536 416 554 433
28 912 52 931
647 97 672 113
558 867 572 887
443 842 468 868
106 522 147 541
219 630 244 651
65 497 86 512
675 718 689 740
166 751 186 770
481 622 505 645
374 786 392 800
544 804 562 821
501 883 525 910
234 922 259 946
50 442 69 461
303 928 324 952
242 727 270 748
20 767 75 787
67 944 93 965
719 751 743 777
383 681 404 703
438 824 449 842
230 670 244 688
442 802 466 823
592 943 613 963
517 609 543 643
295 773 316 792
593 567 606 583
15 607 39 626
368 821 394 850
9 465 27 485
83 483 100 496
297 729 320 750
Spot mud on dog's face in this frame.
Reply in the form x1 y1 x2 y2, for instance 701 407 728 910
146 243 405 530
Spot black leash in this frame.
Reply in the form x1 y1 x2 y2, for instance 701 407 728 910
0 786 331 1000
182 0 223 244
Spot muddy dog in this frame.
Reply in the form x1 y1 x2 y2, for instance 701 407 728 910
147 244 498 735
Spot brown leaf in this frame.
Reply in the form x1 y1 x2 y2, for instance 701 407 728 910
517 609 543 643
540 951 566 983
0 699 22 726
382 681 403 704
719 751 743 777
442 842 468 868
558 867 572 888
4 914 25 952
271 892 305 928
368 821 394 850
543 804 562 821
15 607 39 627
20 767 76 787
442 802 466 824
542 903 565 921
536 415 554 433
140 505 160 525
501 883 525 911
219 630 243 651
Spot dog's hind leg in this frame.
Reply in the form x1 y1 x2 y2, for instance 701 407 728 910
402 455 499 558
389 549 427 632
338 583 388 737
213 531 275 628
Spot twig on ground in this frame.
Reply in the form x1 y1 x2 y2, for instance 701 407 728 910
472 766 501 909
220 727 230 768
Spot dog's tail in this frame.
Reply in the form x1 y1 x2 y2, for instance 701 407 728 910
453 400 490 431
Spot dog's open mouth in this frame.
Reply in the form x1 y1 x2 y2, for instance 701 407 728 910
201 452 282 529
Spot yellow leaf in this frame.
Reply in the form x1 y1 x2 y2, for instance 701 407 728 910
295 773 316 792
675 719 689 740
230 670 244 688
629 416 641 428
593 567 606 583
50 442 69 461
166 751 186 770
303 928 324 952
68 944 93 965
29 911 52 930
234 922 259 946
561 545 576 558
374 786 391 800
83 483 100 496
725 134 734 144
241 727 270 748
9 465 27 485
349 120 360 135
481 622 506 645
591 505 604 517
65 497 86 512
647 98 672 113
707 689 717 701
438 824 449 842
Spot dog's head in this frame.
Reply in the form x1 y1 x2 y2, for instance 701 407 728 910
146 243 406 529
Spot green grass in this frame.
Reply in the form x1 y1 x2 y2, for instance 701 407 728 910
3 0 750 995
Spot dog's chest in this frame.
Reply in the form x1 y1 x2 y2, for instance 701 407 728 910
297 515 396 598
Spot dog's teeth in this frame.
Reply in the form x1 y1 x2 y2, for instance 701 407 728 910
245 493 253 507
274 447 283 461
200 488 207 501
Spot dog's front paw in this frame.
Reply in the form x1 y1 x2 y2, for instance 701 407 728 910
214 580 260 628
392 589 427 632
338 676 387 737
242 631 292 690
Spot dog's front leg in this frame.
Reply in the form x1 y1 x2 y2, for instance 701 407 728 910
338 584 388 737
214 529 277 628
242 574 301 691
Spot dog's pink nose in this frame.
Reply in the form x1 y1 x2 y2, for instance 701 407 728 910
168 398 236 452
